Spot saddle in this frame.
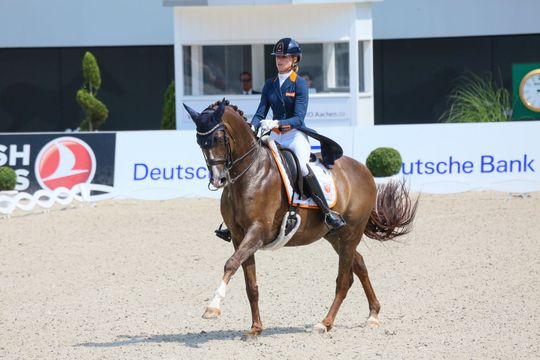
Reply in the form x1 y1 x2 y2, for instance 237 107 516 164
276 145 304 198
264 137 338 209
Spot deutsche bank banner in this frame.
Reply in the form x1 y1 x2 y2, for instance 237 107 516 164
354 121 540 193
2 121 537 202
114 131 216 199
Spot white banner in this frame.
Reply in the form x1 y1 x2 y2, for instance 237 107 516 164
179 95 352 129
354 121 540 193
111 122 539 200
114 131 220 200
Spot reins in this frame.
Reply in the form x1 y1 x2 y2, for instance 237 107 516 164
220 135 259 184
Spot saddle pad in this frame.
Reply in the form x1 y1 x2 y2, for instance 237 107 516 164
266 139 337 209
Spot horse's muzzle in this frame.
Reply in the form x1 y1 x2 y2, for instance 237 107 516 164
211 176 227 189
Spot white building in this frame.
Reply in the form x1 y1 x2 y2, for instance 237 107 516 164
0 0 538 131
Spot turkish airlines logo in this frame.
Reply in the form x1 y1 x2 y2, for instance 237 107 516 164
35 137 96 191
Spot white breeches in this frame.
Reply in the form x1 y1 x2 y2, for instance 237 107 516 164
270 129 311 176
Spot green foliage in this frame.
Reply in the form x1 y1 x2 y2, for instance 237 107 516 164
440 72 512 123
366 147 402 178
77 51 108 131
0 166 17 191
82 52 101 93
161 81 176 129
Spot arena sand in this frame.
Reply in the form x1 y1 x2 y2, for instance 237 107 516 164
1 191 539 359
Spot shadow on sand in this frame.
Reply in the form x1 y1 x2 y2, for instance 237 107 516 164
77 326 310 348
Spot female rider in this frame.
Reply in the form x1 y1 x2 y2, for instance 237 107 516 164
215 37 345 241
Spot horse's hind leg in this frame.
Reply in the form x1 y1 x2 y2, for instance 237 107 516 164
323 237 381 329
353 251 381 328
315 234 357 333
241 255 263 337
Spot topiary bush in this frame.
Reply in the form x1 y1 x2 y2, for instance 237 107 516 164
0 166 17 191
76 51 109 131
161 81 176 129
366 147 403 177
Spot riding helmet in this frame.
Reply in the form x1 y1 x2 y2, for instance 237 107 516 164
271 38 302 62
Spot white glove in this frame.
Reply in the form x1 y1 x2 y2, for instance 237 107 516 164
260 120 279 133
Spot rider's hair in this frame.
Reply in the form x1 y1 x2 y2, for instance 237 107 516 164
292 56 299 72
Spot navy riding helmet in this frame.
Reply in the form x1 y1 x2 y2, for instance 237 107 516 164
271 38 302 63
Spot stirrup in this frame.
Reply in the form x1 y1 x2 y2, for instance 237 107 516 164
214 223 231 242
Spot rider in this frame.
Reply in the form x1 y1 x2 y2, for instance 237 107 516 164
215 37 346 241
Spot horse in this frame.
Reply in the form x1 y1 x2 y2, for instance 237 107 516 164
184 99 418 337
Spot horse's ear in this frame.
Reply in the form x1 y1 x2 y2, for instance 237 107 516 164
183 103 200 122
214 100 225 120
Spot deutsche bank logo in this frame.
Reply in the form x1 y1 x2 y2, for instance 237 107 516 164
133 163 209 181
401 154 535 175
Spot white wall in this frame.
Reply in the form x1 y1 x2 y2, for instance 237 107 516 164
2 1 538 47
173 3 367 44
372 0 540 39
0 0 174 47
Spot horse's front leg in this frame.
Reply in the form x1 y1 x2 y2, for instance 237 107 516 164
202 227 264 320
241 255 262 337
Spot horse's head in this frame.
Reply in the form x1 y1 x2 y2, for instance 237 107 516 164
185 100 257 189
184 101 230 189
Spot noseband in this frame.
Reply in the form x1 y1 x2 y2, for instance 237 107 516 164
198 120 261 190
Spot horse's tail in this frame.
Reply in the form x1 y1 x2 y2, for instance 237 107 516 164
364 180 418 241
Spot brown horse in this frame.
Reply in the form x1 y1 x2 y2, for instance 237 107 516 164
184 100 417 337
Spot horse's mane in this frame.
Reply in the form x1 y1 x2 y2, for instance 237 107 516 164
208 99 248 123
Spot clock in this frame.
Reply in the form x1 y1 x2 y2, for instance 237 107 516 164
519 69 540 112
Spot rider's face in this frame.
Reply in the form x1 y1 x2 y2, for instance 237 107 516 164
276 55 294 73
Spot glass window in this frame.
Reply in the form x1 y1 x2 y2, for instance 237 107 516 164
264 42 349 93
182 42 352 96
182 45 252 95
202 45 251 95
183 46 192 96
358 41 365 92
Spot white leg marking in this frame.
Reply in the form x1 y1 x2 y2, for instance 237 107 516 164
208 280 227 310
312 323 328 334
367 315 381 328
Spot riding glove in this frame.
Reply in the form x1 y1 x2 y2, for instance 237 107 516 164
260 119 279 133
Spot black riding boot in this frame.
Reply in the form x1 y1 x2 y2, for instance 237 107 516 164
215 223 231 242
304 170 346 231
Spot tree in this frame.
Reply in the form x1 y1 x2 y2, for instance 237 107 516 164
161 81 176 129
76 52 109 131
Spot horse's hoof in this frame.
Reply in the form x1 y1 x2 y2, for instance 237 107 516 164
202 307 221 319
367 315 381 328
241 328 262 341
312 323 328 334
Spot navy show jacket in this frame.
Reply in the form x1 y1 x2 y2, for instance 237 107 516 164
250 71 343 167
251 71 308 132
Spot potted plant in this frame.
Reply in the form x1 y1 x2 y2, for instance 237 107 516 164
440 72 512 123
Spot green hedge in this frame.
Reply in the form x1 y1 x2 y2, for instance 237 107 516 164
366 147 402 177
0 166 17 191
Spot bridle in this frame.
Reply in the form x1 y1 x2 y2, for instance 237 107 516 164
198 119 262 190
